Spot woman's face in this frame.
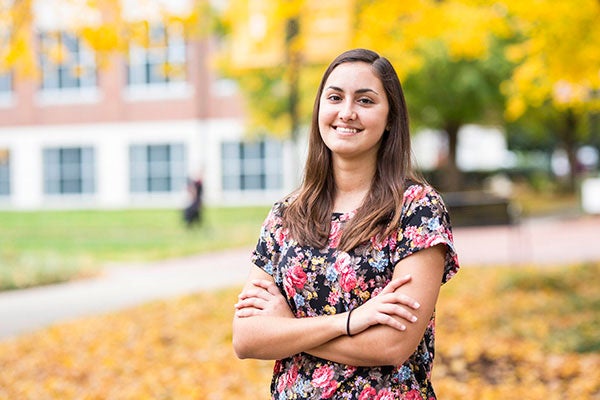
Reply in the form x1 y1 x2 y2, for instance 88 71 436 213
318 62 390 162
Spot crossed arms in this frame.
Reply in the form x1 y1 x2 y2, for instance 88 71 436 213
232 244 446 367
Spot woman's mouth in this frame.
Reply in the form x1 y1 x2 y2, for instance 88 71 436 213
334 126 361 134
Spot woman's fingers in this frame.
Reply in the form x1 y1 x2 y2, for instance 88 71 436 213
373 313 408 332
251 279 282 297
378 303 418 323
237 280 274 301
381 274 412 294
392 292 421 310
235 279 293 318
235 305 262 318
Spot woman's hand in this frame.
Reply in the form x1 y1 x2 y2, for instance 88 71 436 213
235 279 294 319
347 274 420 336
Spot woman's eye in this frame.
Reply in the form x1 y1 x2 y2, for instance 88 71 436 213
358 98 374 105
327 94 342 101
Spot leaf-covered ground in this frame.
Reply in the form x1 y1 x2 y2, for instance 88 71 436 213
1 263 598 399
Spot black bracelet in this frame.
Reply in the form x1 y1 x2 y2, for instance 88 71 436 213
346 308 354 337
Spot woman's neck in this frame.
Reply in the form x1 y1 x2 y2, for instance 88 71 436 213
332 158 375 213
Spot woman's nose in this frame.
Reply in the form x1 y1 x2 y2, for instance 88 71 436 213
338 101 356 121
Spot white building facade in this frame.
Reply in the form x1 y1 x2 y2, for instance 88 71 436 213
0 20 296 211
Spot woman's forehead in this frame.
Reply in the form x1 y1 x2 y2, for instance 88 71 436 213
324 62 383 92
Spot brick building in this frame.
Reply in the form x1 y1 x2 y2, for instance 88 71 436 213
0 24 294 210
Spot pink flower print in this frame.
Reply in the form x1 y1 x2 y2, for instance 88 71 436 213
404 225 428 248
284 263 307 297
404 184 425 202
375 388 395 400
370 232 389 251
388 229 398 252
403 389 423 400
327 289 340 306
371 285 384 298
343 365 357 378
277 362 299 392
359 386 377 400
312 365 335 388
274 225 288 246
276 374 286 393
329 221 343 248
321 380 338 398
334 252 357 291
284 363 299 389
273 359 283 375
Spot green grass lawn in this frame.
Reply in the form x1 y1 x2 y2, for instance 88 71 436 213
0 206 270 291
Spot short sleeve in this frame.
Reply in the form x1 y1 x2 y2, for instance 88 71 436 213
392 185 459 284
251 202 285 277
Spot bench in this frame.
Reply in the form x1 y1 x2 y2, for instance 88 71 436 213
442 191 517 227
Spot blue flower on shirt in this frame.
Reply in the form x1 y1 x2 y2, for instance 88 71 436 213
294 293 305 307
369 250 389 272
396 365 412 382
427 216 441 231
326 265 338 282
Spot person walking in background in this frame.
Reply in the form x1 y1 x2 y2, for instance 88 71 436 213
183 176 203 228
233 48 459 399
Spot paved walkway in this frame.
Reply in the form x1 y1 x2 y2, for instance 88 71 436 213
1 214 598 340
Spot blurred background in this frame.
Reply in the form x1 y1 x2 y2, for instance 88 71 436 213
0 0 599 398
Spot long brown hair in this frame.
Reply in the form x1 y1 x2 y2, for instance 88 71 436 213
282 48 423 251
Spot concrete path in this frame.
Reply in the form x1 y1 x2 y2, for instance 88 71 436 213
1 214 598 340
0 248 253 340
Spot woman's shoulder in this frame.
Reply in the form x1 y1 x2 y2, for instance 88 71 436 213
268 193 299 217
403 181 443 202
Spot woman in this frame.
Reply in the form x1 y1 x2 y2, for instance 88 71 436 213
233 48 459 399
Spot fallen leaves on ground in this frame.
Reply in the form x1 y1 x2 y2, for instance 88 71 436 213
0 263 598 399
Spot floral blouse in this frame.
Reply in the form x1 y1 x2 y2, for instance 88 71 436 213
252 184 459 400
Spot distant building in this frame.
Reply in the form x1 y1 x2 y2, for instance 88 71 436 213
0 23 294 210
412 125 513 172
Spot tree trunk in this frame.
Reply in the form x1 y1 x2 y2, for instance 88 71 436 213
440 122 463 192
559 109 579 193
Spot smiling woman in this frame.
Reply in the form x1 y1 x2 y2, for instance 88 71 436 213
233 49 459 399
318 62 390 166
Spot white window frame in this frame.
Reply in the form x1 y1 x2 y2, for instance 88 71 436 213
43 146 96 195
0 148 10 196
221 139 283 192
36 31 99 105
0 71 14 108
129 143 187 193
124 23 191 101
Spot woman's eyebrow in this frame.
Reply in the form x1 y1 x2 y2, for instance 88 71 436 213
325 86 380 95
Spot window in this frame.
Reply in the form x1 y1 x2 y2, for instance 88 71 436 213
43 147 95 195
221 139 283 191
39 31 97 92
0 72 12 94
127 23 187 87
0 149 9 196
0 71 13 106
129 143 186 193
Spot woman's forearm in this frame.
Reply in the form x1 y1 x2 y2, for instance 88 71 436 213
306 323 422 367
232 312 348 360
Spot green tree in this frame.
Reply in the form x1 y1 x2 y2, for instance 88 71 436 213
500 0 600 191
402 41 511 191
221 0 510 190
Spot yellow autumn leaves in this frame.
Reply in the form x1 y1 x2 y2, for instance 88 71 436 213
0 290 272 399
435 262 600 399
1 262 598 399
